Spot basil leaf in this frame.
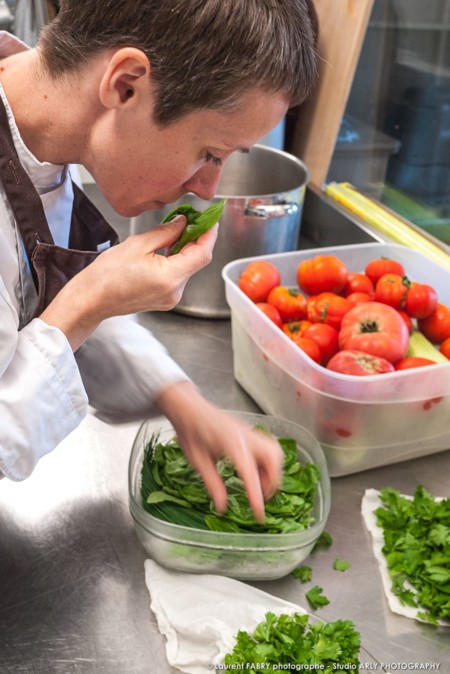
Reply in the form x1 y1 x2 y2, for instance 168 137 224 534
162 199 227 255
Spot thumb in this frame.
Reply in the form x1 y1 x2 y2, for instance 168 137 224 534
137 214 186 251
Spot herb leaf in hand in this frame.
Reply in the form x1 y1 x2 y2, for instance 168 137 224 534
163 199 226 255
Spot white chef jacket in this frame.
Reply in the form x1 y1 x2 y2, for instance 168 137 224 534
0 32 189 481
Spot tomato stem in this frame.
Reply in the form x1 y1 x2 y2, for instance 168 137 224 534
360 319 379 333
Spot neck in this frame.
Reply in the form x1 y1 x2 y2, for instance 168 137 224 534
0 48 96 165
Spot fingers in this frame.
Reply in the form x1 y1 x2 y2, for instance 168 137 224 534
231 430 283 523
170 222 219 266
185 451 228 515
253 433 284 500
137 215 187 251
161 387 283 526
236 459 266 524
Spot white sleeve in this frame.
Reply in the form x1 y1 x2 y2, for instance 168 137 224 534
0 302 88 480
75 315 190 424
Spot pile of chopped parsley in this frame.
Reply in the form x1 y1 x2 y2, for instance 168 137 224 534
375 486 450 625
223 611 361 671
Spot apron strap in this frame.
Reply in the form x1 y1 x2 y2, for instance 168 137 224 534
0 92 121 312
0 93 55 261
69 182 120 250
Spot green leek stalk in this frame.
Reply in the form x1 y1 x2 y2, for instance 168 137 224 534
407 330 449 364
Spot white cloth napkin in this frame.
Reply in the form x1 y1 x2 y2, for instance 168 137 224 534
144 559 306 674
361 488 448 627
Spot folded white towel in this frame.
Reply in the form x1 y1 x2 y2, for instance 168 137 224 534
144 559 306 674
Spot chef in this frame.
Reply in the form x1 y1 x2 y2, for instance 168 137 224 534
0 0 318 521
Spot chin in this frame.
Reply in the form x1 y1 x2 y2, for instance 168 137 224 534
122 202 169 217
100 197 144 218
115 204 143 218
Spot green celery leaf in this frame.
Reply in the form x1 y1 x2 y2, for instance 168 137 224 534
306 586 330 610
333 559 351 572
291 565 313 583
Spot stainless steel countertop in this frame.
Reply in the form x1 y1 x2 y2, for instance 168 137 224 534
1 309 449 674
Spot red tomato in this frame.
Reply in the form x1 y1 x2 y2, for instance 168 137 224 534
291 335 322 363
405 282 437 319
302 323 339 364
365 258 405 285
297 255 348 295
397 310 413 334
306 292 352 330
346 292 374 308
327 350 395 376
418 303 450 343
375 273 409 309
255 302 283 328
282 320 312 340
342 272 374 297
395 357 437 370
305 294 318 315
338 302 409 364
238 261 281 303
267 286 306 322
440 337 450 359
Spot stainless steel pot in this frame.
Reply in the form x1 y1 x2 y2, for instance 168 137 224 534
131 144 309 317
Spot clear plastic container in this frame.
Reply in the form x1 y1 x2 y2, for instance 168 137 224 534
222 242 450 476
128 411 331 581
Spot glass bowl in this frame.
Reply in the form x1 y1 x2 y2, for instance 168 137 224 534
128 411 331 581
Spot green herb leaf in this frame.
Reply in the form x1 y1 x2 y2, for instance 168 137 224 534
291 565 313 583
375 485 450 624
313 531 333 551
140 427 321 535
306 585 330 610
223 612 361 669
146 491 191 507
333 559 351 572
163 199 227 255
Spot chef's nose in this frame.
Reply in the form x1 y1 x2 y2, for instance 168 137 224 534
183 163 223 201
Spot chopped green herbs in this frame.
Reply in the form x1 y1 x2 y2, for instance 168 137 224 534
313 531 333 551
140 431 321 534
375 486 450 625
305 585 330 610
162 199 226 255
291 565 313 583
223 611 361 671
333 559 351 572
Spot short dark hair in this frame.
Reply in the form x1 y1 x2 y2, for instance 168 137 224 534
39 0 318 125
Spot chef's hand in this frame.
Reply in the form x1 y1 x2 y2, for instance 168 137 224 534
40 215 218 350
156 381 284 523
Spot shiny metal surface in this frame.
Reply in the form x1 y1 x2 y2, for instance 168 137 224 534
0 309 449 673
131 145 308 318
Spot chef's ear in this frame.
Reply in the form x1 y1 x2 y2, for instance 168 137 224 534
98 47 150 108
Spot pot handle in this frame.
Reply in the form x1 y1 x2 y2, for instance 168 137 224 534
244 202 299 219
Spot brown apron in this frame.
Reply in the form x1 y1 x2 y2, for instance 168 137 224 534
0 95 119 320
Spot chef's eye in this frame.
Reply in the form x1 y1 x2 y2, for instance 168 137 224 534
204 152 222 166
